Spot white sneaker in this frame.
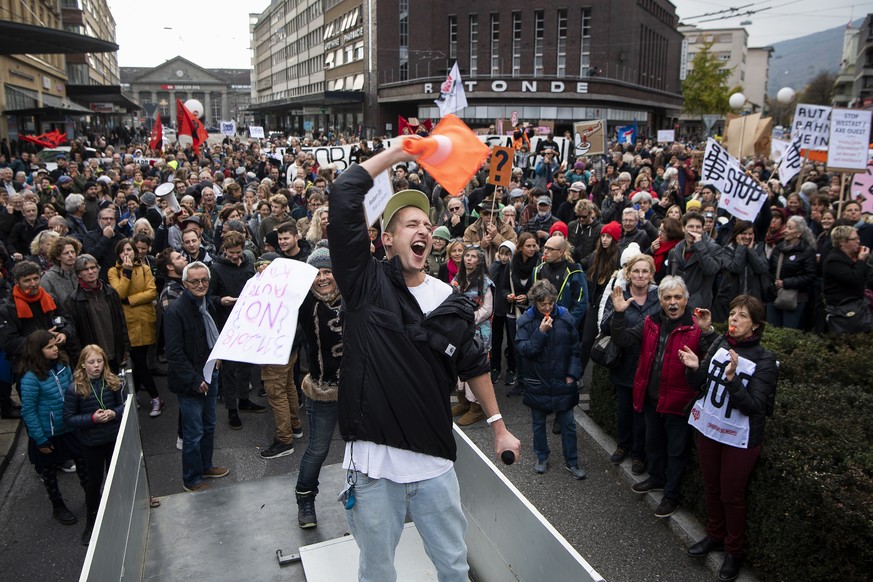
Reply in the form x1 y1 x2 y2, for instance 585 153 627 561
176 436 183 451
149 398 164 418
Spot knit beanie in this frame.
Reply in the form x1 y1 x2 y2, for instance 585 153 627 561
307 246 332 270
601 220 622 242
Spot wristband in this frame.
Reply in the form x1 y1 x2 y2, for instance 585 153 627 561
486 413 503 425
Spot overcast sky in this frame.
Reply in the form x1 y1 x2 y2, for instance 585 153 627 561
110 0 865 69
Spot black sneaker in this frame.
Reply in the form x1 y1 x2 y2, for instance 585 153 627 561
228 409 242 430
504 371 516 385
52 503 77 525
260 440 294 459
238 399 266 413
631 478 664 494
631 459 647 475
490 369 500 384
505 385 523 398
609 448 628 464
654 497 679 518
297 495 317 529
57 460 76 473
258 388 267 398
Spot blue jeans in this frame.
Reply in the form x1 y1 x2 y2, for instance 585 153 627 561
178 380 218 488
767 301 806 330
344 467 468 582
295 397 338 495
531 407 578 466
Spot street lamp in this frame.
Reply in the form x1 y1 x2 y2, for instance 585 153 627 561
729 92 747 110
776 87 796 104
728 92 749 158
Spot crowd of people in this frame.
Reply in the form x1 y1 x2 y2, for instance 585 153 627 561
0 123 866 580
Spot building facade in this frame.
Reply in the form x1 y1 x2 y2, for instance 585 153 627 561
250 0 685 138
121 57 252 129
61 0 118 87
833 15 873 109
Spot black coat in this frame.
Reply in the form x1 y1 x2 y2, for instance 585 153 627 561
164 290 220 396
64 284 129 365
0 290 76 371
713 243 771 322
63 379 125 447
329 164 490 461
668 236 723 311
83 228 126 281
209 255 255 329
768 238 817 304
822 248 868 306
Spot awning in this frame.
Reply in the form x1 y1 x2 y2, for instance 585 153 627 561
3 85 92 116
0 19 118 55
66 85 140 112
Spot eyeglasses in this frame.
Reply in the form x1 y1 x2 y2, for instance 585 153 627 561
578 214 590 219
449 207 461 212
543 245 562 252
464 244 480 250
186 278 210 287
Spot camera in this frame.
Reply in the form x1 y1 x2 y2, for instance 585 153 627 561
52 316 65 327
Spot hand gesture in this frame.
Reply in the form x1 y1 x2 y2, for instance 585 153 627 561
103 224 115 238
678 345 699 370
689 230 702 244
122 254 134 268
638 209 646 223
451 214 460 226
859 245 870 262
650 238 661 252
539 313 553 333
485 222 497 238
693 307 712 330
611 285 632 313
515 294 527 304
725 349 739 380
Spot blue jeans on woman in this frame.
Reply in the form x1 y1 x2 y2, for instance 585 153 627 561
766 301 806 330
295 397 338 495
531 407 578 466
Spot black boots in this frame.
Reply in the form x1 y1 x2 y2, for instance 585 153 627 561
687 536 725 557
81 512 98 545
52 500 77 525
718 554 742 581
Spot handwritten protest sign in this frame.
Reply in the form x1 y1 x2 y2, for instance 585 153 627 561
792 104 831 151
827 108 872 173
701 139 767 221
850 167 873 214
220 120 236 136
249 126 265 139
657 129 675 143
777 135 802 186
203 258 317 379
363 170 395 227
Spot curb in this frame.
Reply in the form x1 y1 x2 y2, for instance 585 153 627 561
574 406 761 582
0 415 23 482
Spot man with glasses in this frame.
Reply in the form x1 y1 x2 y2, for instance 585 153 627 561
84 207 126 281
533 236 588 328
444 197 471 239
568 199 603 266
164 261 229 493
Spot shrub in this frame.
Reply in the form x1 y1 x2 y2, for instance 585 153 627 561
588 330 873 580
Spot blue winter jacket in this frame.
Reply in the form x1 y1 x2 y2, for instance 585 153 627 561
20 363 74 447
515 305 582 413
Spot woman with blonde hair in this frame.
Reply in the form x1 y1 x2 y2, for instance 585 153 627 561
108 238 162 416
63 344 124 545
27 230 59 274
306 206 330 245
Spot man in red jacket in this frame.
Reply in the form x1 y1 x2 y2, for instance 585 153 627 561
609 275 716 518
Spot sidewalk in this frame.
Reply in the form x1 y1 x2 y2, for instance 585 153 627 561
0 396 22 482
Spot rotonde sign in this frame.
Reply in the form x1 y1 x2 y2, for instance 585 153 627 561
423 80 589 95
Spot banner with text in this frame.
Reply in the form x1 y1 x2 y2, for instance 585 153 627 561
791 104 831 151
827 108 872 172
777 135 802 186
701 138 767 221
220 120 236 136
249 126 265 139
203 258 317 379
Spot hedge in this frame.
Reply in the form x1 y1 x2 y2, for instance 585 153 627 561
588 327 873 581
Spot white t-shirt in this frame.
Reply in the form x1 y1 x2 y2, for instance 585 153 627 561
342 275 455 483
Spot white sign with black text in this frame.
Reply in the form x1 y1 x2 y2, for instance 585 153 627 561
701 139 768 221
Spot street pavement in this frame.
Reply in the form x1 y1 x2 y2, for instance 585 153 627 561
0 371 756 581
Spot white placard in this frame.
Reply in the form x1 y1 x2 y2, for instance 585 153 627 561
791 103 831 151
827 108 872 172
363 170 395 227
203 258 317 379
701 138 768 221
220 120 236 136
777 135 802 187
248 126 265 139
688 347 757 449
657 129 675 143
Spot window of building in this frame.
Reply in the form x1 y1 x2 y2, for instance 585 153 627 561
399 0 409 80
580 8 591 76
355 41 364 61
512 12 522 78
449 15 457 59
490 13 500 77
469 15 478 78
556 9 567 77
534 11 544 78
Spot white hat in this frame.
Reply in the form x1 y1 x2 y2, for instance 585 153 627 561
498 240 516 254
620 242 642 267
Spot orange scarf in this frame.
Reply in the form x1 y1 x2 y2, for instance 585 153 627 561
12 286 57 319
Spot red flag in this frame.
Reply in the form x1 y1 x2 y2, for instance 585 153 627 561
149 113 163 152
398 115 413 136
176 99 208 151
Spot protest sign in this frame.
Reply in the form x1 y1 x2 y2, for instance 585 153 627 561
777 135 802 186
363 170 395 227
791 104 831 151
488 146 514 188
248 126 265 139
573 120 606 157
827 108 872 173
770 138 790 163
657 129 675 143
220 120 236 136
700 138 767 221
850 166 873 214
203 258 317 379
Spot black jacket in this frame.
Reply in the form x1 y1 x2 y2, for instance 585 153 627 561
64 283 129 365
63 379 125 447
686 334 778 449
568 219 603 267
668 235 723 311
164 290 220 396
329 165 490 461
209 254 255 329
0 290 76 371
83 228 126 281
768 238 817 304
822 248 868 306
713 243 770 322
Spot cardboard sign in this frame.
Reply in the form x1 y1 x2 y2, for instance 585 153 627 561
701 139 767 221
248 126 265 139
827 108 872 173
363 170 395 227
203 259 317 379
657 129 675 143
488 146 514 188
573 120 606 157
792 104 831 151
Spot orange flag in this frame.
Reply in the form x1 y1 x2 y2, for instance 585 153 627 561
176 99 208 151
149 113 163 152
402 114 489 196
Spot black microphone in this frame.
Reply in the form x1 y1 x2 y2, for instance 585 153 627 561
500 450 516 465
